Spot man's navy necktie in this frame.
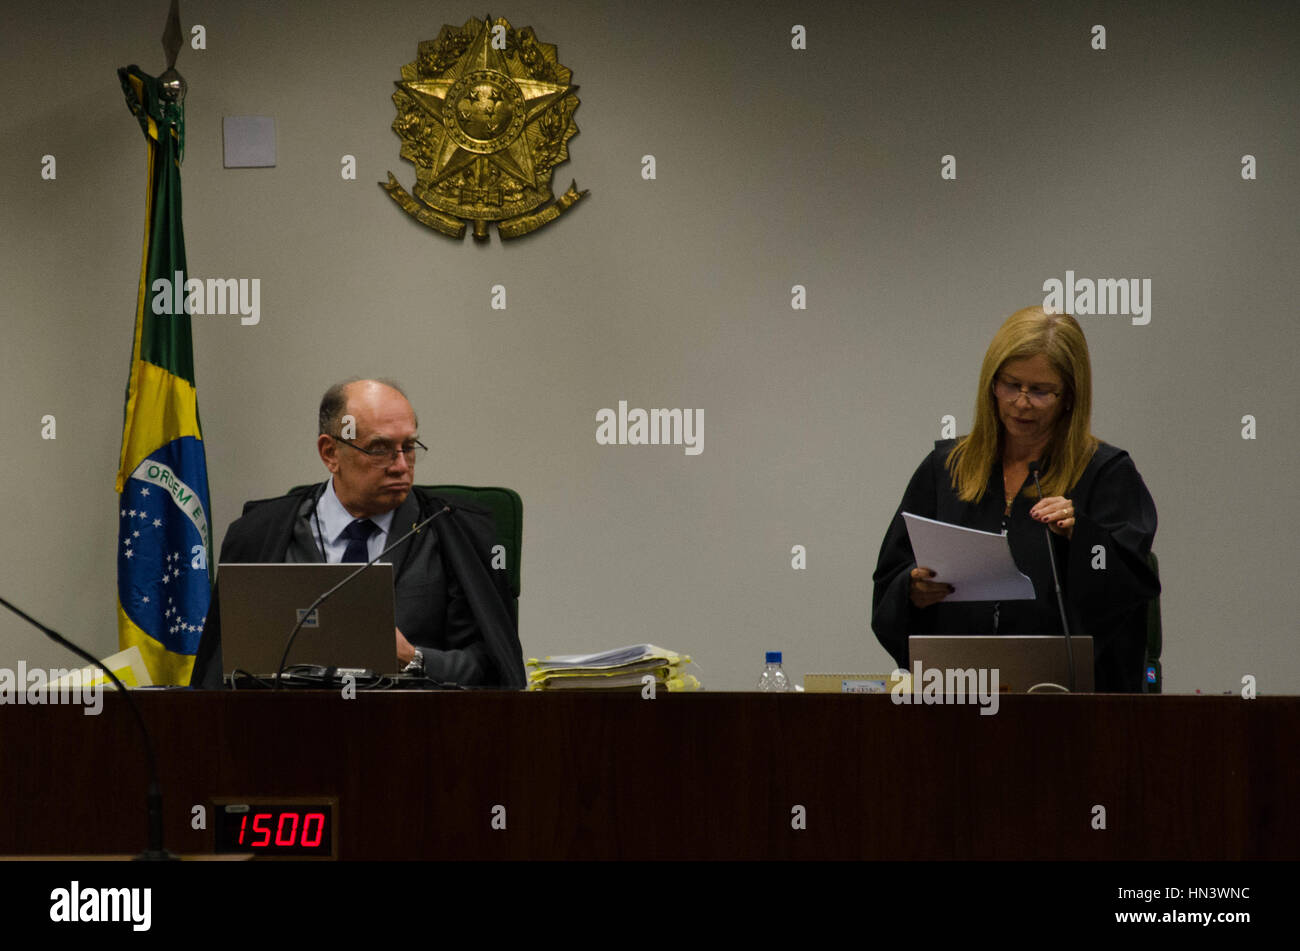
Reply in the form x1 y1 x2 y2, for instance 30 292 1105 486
340 518 377 563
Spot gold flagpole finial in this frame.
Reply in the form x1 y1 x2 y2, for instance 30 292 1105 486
159 0 186 102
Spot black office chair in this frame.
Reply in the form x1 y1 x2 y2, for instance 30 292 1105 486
1143 551 1162 693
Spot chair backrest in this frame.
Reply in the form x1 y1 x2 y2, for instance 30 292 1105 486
288 483 522 624
421 484 522 601
1144 551 1162 693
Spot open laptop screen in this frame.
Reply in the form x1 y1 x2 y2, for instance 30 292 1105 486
217 563 397 677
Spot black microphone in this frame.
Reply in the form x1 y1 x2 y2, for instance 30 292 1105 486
274 504 451 687
1027 461 1076 692
0 595 177 861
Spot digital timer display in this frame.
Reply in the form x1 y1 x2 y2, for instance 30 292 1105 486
213 800 337 859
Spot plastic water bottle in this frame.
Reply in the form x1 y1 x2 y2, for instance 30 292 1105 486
757 651 790 692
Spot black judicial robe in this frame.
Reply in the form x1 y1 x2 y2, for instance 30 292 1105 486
871 439 1159 693
190 485 525 689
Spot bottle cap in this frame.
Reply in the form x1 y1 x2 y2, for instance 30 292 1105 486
765 651 782 664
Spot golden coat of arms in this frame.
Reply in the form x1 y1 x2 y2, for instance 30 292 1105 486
381 16 586 241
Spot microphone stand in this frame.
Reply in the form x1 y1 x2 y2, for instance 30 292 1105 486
274 505 449 687
0 595 177 860
1029 463 1076 692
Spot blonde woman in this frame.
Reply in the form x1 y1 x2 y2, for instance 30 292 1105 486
871 307 1159 692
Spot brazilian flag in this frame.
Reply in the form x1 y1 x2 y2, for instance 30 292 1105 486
115 65 212 685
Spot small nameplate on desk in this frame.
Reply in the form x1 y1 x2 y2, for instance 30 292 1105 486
842 679 887 694
803 673 893 693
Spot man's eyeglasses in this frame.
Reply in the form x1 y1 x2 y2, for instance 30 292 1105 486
993 376 1062 408
332 436 428 466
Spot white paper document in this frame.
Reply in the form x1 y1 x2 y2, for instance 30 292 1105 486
902 513 1036 602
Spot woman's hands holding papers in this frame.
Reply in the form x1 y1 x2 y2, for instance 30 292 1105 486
909 566 955 609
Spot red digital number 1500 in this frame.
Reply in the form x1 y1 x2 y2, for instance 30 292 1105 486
213 800 337 859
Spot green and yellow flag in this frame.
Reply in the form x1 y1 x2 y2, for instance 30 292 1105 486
115 65 212 685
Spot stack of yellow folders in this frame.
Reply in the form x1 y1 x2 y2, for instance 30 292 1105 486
527 644 701 692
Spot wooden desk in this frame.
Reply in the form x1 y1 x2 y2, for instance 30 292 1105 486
1 692 1295 859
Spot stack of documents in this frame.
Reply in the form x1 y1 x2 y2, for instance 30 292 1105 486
527 644 701 691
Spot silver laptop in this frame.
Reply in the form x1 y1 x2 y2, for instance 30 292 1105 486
908 636 1095 693
218 563 398 677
